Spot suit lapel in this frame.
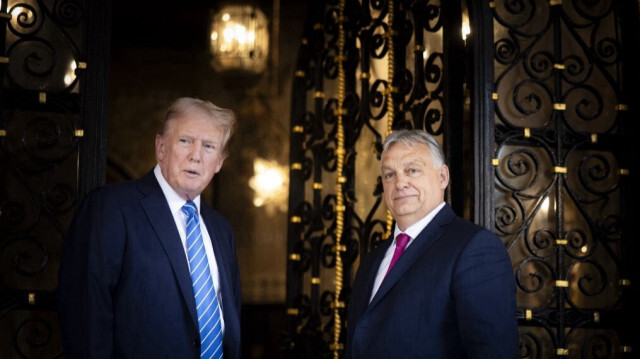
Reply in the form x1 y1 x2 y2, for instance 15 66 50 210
343 238 390 330
367 205 456 309
365 239 393 303
201 212 234 316
138 172 199 328
201 208 242 353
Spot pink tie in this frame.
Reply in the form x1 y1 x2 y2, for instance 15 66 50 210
385 233 411 276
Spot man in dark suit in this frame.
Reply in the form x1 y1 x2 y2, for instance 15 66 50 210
346 130 518 359
58 97 241 358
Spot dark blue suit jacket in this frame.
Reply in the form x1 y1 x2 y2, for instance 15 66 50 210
58 171 241 358
346 204 518 359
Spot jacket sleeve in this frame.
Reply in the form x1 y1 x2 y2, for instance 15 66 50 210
452 229 519 359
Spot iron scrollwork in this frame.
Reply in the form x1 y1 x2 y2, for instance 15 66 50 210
1 0 86 358
493 0 633 356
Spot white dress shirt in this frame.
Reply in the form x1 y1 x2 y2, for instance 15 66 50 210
369 202 446 302
154 165 225 332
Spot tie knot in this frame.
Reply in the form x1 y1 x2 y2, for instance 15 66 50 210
181 201 197 217
396 233 410 250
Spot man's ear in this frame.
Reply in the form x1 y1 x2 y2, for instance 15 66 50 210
155 134 165 161
439 164 450 189
214 152 228 174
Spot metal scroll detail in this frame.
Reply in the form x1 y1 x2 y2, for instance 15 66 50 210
284 0 451 358
493 0 634 357
1 0 86 357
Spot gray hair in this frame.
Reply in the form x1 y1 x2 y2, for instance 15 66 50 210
159 97 236 153
382 130 446 167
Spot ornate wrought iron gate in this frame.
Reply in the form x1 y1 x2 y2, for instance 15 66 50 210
0 0 110 357
493 1 638 357
284 0 639 358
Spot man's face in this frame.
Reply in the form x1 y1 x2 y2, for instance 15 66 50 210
381 142 449 231
155 112 226 200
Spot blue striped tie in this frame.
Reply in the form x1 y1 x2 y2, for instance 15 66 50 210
182 201 223 359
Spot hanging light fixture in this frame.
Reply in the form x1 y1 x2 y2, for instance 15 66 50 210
209 5 269 75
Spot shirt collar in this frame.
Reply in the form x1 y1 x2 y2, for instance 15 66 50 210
393 201 446 242
154 165 201 215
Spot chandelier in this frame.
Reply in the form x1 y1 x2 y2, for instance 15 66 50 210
209 5 269 75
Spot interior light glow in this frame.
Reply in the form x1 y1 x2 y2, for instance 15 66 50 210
209 5 269 74
249 158 289 211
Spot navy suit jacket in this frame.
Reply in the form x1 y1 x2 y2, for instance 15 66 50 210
58 171 241 358
346 204 518 359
